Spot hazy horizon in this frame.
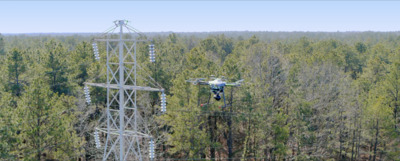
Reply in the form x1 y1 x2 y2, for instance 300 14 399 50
3 30 400 35
1 1 400 33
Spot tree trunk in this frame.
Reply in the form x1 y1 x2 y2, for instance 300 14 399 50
339 110 343 160
37 112 41 160
395 102 398 130
214 115 218 160
351 127 356 161
357 117 362 159
373 119 379 161
228 89 233 161
241 115 252 161
208 115 215 160
369 139 373 161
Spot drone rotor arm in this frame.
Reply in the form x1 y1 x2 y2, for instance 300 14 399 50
225 79 244 87
198 81 209 85
225 83 238 86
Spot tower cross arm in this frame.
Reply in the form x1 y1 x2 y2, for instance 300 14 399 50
84 82 164 92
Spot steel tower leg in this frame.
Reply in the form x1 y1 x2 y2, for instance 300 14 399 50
118 20 125 161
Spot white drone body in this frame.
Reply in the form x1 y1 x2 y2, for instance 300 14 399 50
186 76 244 108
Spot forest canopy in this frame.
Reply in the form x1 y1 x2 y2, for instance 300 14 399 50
0 31 399 160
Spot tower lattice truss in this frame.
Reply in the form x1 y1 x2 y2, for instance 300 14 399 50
85 20 164 161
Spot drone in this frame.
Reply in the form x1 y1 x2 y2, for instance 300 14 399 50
186 76 243 108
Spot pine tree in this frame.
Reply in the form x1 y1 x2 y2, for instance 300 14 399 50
160 70 210 158
0 91 18 159
44 40 71 95
17 79 84 160
69 41 95 87
6 48 26 97
363 86 394 161
160 47 218 159
0 33 5 56
383 60 400 130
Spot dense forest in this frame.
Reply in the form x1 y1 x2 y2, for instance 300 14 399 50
0 31 399 161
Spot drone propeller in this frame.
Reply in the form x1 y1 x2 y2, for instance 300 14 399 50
186 78 207 85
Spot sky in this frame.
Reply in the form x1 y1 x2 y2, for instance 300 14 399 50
0 1 400 33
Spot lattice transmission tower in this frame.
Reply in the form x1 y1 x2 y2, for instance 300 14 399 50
85 20 165 161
